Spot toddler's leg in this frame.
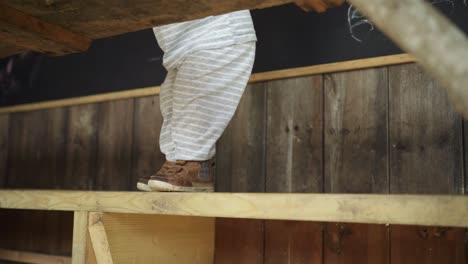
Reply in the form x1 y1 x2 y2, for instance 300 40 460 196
136 70 177 191
148 42 256 192
171 42 256 160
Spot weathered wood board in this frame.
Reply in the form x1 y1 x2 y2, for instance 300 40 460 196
389 63 465 264
95 99 134 190
264 76 323 263
215 83 267 263
324 68 390 263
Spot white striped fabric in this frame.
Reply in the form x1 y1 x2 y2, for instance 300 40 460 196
159 43 256 161
153 10 257 70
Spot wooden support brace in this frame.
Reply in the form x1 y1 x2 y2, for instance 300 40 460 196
0 3 91 55
72 211 89 264
88 212 113 264
346 0 468 117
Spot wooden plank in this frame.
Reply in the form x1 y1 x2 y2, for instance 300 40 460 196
88 213 113 264
1 191 468 227
324 67 389 263
131 95 164 191
264 76 323 263
0 55 415 115
0 248 71 264
96 99 134 190
7 108 67 188
5 108 72 256
64 104 98 190
0 3 90 55
72 211 89 264
0 86 160 115
389 63 465 263
0 41 23 58
0 114 9 187
324 68 388 193
215 82 267 264
86 213 215 264
3 0 293 39
250 54 415 84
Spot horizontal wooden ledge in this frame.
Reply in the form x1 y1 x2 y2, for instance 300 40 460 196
0 54 416 114
0 248 71 264
0 190 466 227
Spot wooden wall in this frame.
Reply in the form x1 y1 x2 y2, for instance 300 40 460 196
0 63 467 263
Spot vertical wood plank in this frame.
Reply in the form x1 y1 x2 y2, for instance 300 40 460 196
7 108 67 189
96 99 134 191
389 63 465 264
0 114 9 187
324 68 390 264
131 95 164 191
264 76 323 264
215 83 267 264
3 108 72 256
64 104 98 190
72 211 89 264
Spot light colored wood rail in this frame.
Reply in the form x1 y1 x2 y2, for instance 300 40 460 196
0 248 71 264
0 54 415 114
72 211 89 264
0 190 466 227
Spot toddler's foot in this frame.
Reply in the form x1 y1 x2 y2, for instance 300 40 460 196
136 176 152 192
148 160 215 192
136 161 176 191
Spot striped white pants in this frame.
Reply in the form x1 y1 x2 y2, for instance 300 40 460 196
159 42 256 161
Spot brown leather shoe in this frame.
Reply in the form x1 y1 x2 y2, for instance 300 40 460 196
136 161 177 192
148 160 214 192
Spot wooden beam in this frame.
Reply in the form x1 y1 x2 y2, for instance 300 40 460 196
0 3 91 55
88 212 113 264
0 54 415 114
347 0 468 117
0 190 467 227
72 211 89 264
3 0 295 40
0 248 71 264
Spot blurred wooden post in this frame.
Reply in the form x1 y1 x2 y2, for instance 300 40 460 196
347 0 468 117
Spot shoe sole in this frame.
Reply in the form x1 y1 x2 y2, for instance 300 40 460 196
148 180 214 192
137 182 153 192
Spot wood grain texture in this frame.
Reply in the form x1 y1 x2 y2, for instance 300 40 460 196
131 95 164 191
0 114 9 187
7 108 67 188
2 0 292 40
1 191 468 227
324 68 388 193
96 99 134 190
215 83 267 264
0 3 90 55
86 214 214 264
72 211 89 264
88 213 113 264
389 64 463 194
389 64 465 263
64 104 98 190
0 56 415 115
0 248 71 264
324 68 389 263
264 76 323 263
